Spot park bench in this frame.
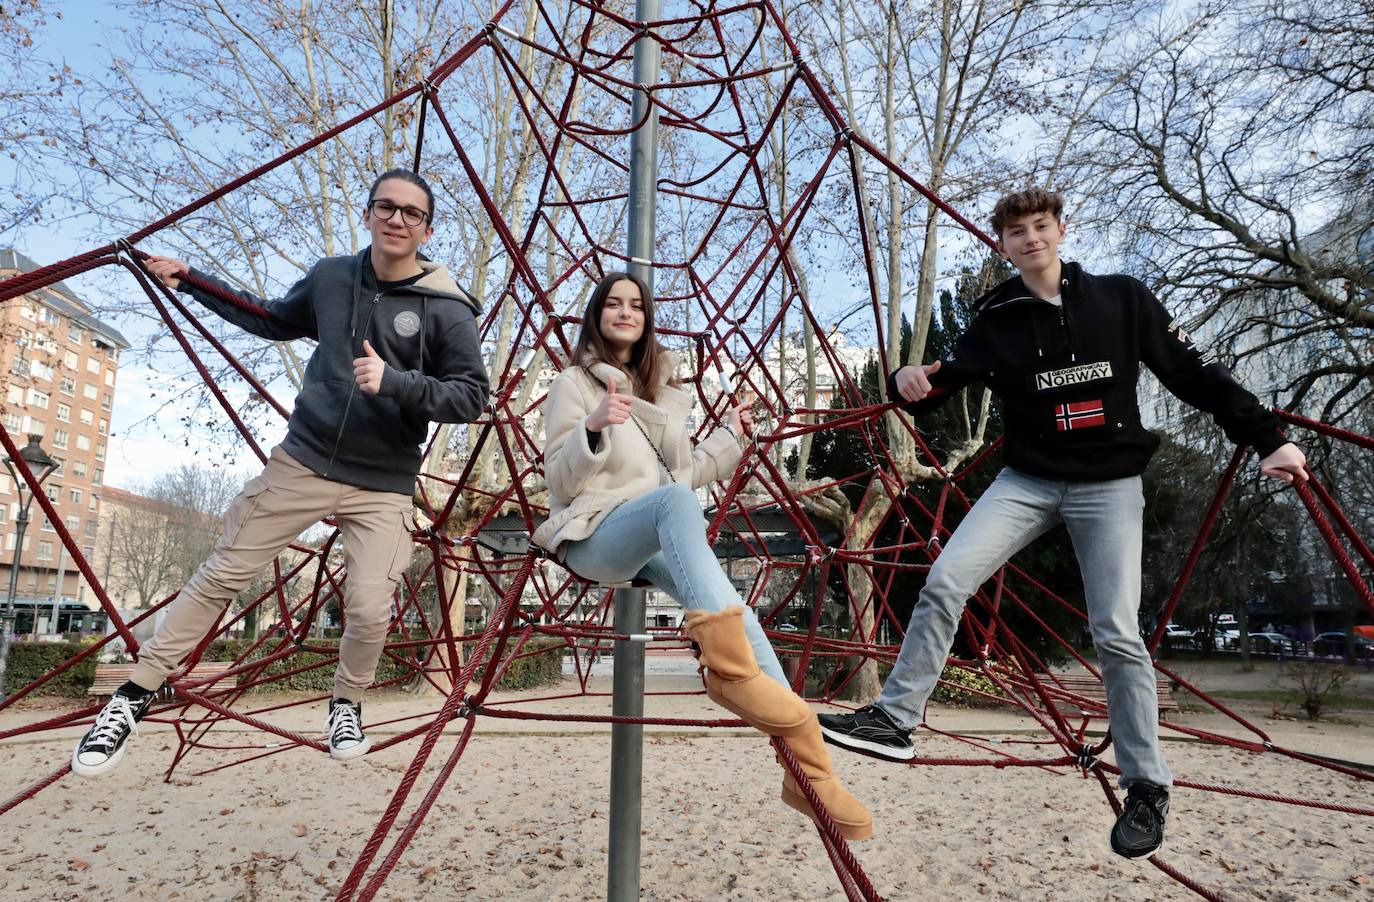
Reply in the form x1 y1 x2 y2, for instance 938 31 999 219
88 661 237 699
1036 673 1179 718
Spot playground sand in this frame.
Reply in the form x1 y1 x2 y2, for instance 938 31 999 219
1 667 1371 901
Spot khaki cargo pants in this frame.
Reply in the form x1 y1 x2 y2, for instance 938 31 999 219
130 446 414 701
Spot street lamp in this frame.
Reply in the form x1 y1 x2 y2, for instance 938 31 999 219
0 434 59 703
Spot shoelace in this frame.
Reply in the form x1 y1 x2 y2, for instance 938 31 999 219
85 696 139 750
329 705 363 744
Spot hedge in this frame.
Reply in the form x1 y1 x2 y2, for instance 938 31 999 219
2 640 101 698
3 636 565 697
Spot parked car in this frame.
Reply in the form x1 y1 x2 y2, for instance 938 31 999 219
1311 631 1374 659
1162 623 1196 646
1214 629 1240 651
1248 631 1300 655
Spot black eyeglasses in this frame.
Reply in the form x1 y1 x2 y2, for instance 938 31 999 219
368 198 430 228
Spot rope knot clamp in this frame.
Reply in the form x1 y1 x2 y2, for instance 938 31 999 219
418 76 438 97
836 126 855 144
112 237 136 263
1075 743 1097 771
483 21 498 34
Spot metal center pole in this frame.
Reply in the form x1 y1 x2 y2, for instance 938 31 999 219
0 504 32 704
607 4 659 900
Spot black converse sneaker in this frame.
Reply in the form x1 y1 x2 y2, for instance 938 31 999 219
818 704 915 761
71 691 154 777
1110 782 1170 859
325 698 370 761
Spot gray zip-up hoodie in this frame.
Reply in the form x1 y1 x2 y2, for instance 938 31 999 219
178 247 490 494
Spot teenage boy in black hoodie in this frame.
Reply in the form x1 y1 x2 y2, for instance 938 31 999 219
819 187 1307 858
72 170 489 776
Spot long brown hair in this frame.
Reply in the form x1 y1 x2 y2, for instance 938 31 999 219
572 272 668 402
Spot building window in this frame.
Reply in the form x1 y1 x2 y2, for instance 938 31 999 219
25 417 45 437
3 413 20 432
84 519 98 537
41 516 54 532
36 541 52 561
101 393 112 411
69 488 83 505
51 429 69 450
73 460 87 478
45 485 58 501
79 409 93 426
50 456 63 476
75 435 91 451
63 350 79 369
98 418 107 436
82 383 97 400
0 506 6 523
92 467 102 485
104 370 114 387
56 403 70 422
65 515 80 533
26 388 49 409
10 352 29 376
30 360 53 380
95 441 105 460
5 386 21 405
88 494 96 511
60 376 75 396
68 324 85 344
85 358 100 375
19 301 35 321
40 307 60 327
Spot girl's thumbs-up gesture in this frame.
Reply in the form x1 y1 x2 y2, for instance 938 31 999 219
587 375 633 432
353 339 387 394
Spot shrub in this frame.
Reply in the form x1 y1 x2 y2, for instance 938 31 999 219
931 665 1005 707
2 640 100 698
1284 659 1351 720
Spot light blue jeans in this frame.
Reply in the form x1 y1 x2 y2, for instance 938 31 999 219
877 467 1172 789
562 483 789 686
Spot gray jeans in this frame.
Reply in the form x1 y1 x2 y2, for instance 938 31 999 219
877 467 1171 789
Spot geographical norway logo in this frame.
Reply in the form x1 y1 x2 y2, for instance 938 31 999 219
1034 361 1112 390
1055 400 1105 431
393 310 421 338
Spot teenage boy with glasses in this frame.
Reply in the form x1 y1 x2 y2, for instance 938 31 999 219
72 169 489 775
819 187 1307 859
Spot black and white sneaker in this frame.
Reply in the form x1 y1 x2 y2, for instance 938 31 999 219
71 691 153 777
325 698 370 761
1110 782 1170 859
818 704 915 761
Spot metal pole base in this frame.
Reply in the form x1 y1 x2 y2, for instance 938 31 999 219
607 586 646 901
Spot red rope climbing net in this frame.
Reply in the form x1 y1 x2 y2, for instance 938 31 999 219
2 4 1371 901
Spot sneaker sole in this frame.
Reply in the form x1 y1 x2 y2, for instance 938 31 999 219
819 724 915 761
70 741 129 778
329 734 371 761
1110 833 1163 859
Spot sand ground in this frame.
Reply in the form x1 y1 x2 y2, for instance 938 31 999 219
1 656 1371 901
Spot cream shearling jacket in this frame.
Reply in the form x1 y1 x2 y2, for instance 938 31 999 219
532 355 744 556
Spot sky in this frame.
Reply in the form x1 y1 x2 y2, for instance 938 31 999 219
5 4 287 490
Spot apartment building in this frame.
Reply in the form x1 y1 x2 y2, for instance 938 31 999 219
0 249 130 634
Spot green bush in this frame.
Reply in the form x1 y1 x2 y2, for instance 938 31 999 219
1 633 565 699
930 665 1005 707
2 640 101 698
200 636 563 693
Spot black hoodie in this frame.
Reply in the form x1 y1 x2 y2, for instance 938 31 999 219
178 247 490 494
888 261 1286 481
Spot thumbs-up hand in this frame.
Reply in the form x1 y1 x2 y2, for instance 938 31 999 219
586 375 633 432
894 360 941 403
353 339 387 394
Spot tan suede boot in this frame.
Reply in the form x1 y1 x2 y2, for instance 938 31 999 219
681 607 811 735
778 714 875 841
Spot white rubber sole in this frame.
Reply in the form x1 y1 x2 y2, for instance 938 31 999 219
329 734 371 761
819 724 916 761
71 740 130 778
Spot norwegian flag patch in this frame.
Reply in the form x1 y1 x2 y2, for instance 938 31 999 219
1055 399 1105 431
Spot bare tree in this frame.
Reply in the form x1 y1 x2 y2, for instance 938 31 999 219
104 464 241 609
